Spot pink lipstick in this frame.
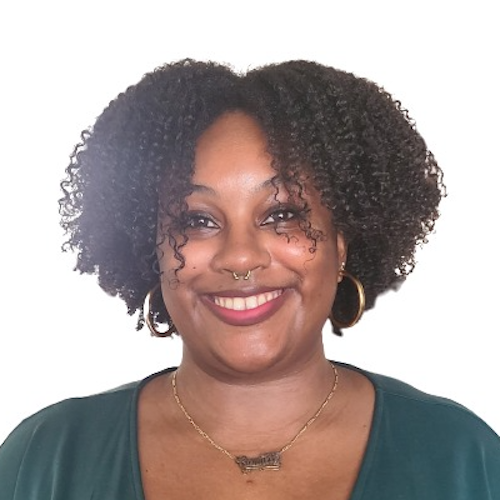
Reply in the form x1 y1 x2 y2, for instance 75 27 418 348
202 289 287 326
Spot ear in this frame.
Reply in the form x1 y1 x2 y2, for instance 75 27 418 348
336 232 347 282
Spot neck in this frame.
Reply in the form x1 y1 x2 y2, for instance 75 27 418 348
170 355 340 456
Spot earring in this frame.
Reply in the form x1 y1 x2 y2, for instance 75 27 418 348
338 261 346 281
143 284 176 337
329 269 365 330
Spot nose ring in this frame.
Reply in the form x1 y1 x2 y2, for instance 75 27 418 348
232 270 251 280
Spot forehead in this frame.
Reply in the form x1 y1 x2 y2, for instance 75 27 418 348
192 112 274 185
189 112 330 222
191 112 332 208
196 111 267 152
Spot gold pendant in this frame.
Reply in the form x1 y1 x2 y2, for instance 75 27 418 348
234 451 281 473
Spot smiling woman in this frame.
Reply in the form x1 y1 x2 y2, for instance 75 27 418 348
158 112 343 377
0 59 499 500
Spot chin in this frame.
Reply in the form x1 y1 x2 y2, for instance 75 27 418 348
206 339 293 380
181 316 324 379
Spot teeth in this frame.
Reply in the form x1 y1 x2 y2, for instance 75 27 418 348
214 290 282 311
233 298 245 311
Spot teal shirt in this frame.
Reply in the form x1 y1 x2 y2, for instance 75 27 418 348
1 365 499 499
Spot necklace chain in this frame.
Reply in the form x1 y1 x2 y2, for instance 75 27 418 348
171 363 339 472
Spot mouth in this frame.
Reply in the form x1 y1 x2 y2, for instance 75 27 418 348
202 288 287 327
213 290 283 311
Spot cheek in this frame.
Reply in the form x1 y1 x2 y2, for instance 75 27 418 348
158 240 213 285
278 231 338 271
271 230 315 261
302 240 340 299
157 240 187 290
157 245 176 281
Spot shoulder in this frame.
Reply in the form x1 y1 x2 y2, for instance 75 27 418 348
2 369 175 443
366 368 498 437
0 379 139 468
346 364 500 499
7 379 140 442
0 371 171 499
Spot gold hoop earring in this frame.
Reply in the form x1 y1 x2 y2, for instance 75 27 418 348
143 284 176 337
329 270 365 329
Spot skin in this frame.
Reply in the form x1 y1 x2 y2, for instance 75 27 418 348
138 112 375 500
159 111 346 380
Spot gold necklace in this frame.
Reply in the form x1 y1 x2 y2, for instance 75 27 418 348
171 363 339 473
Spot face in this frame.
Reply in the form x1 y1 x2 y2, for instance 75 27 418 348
158 112 346 378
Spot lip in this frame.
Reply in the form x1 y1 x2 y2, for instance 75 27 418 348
202 288 288 327
207 286 282 298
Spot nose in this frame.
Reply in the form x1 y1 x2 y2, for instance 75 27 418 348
211 223 271 277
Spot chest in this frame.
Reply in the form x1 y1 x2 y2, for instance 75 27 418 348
139 424 369 500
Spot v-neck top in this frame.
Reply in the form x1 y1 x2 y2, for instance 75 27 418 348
1 363 499 499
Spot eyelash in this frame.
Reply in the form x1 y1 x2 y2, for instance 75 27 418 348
179 204 306 232
261 206 304 226
182 213 218 230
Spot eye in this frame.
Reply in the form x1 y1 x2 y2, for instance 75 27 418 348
262 207 302 226
184 213 219 230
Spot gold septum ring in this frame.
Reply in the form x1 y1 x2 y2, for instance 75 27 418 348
232 270 251 280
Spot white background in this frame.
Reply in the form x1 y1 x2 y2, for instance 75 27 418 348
1 1 498 444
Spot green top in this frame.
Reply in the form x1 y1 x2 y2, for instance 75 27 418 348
1 364 499 499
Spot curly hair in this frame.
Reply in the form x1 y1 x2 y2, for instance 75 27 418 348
60 58 445 335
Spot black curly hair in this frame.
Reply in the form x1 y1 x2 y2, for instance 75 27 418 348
59 58 445 335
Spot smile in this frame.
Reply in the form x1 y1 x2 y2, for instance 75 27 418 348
213 290 283 311
203 289 287 327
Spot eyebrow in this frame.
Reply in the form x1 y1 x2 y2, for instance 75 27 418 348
190 175 284 196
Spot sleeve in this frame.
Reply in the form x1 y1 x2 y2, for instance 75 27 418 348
0 391 140 500
0 413 100 499
462 424 500 499
0 418 44 499
394 401 500 499
355 373 500 500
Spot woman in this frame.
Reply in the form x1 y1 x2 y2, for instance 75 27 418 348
0 59 498 499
